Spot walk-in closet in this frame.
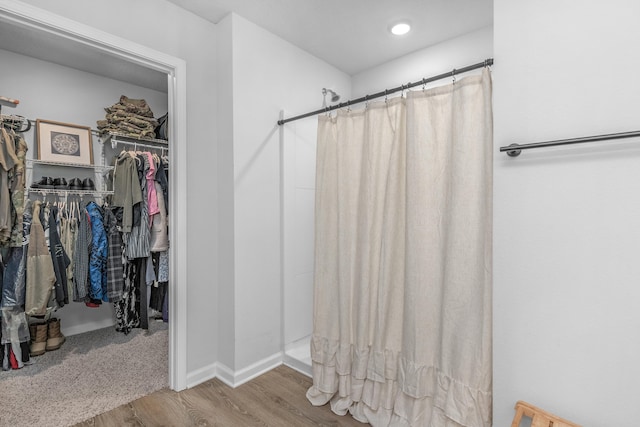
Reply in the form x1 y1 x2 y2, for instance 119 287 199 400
0 13 177 425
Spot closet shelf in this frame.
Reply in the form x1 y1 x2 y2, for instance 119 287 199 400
99 132 169 151
25 188 114 197
26 158 114 171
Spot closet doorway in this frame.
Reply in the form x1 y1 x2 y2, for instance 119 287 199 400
0 2 188 391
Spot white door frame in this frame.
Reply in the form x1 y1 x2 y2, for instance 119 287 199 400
0 0 189 390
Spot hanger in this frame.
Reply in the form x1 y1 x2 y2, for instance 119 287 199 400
0 114 30 132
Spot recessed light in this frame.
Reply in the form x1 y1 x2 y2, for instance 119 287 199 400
390 22 411 36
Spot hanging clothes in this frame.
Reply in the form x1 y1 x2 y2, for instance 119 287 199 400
24 201 55 316
73 205 91 302
125 153 150 259
45 205 70 307
114 259 142 334
60 206 78 303
149 251 168 317
0 128 19 243
144 151 159 221
104 207 124 303
155 155 169 214
0 181 30 370
8 131 27 248
149 181 168 253
0 307 30 370
112 151 143 233
86 202 107 302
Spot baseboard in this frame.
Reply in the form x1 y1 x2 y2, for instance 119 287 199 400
63 318 115 337
186 362 218 389
233 352 284 387
186 352 286 389
191 352 283 389
215 362 235 388
283 353 312 377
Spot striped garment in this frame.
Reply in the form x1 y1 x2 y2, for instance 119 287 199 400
125 154 150 260
104 208 124 303
73 207 91 302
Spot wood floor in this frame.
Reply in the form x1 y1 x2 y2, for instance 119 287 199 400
75 365 369 426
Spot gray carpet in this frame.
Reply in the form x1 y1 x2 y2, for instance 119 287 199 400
0 320 168 427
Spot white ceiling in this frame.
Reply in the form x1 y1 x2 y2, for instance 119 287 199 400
0 0 492 93
0 21 168 92
166 0 493 75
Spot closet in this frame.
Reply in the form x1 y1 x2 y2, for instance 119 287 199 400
1 104 169 344
0 19 171 394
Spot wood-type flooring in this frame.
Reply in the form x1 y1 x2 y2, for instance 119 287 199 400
75 365 369 426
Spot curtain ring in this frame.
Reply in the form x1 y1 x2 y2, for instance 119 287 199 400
452 69 457 84
422 78 426 90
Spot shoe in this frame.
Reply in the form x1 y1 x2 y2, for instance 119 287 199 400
82 177 95 191
31 176 54 189
29 322 48 356
68 177 83 190
85 298 102 308
45 318 65 351
53 177 68 189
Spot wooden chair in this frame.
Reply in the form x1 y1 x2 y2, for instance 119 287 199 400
511 400 581 427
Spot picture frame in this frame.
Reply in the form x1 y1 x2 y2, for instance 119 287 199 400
36 119 93 165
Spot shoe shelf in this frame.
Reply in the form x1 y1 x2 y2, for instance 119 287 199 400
26 131 168 202
26 131 118 203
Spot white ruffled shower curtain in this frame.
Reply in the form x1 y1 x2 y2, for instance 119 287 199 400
307 69 492 427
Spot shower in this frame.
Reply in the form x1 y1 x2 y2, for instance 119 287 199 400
322 88 340 108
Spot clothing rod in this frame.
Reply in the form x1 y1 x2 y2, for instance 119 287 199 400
109 139 169 152
499 130 640 157
0 95 19 105
277 58 494 126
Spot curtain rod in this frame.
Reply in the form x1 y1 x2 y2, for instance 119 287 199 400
500 130 640 157
277 58 494 126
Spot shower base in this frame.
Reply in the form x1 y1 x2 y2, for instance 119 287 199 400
283 335 312 377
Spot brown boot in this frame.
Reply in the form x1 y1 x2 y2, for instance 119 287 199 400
46 318 65 351
30 323 48 356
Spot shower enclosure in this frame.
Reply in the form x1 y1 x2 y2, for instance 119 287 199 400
281 115 317 376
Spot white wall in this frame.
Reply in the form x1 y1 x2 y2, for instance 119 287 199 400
493 1 640 426
216 14 236 373
17 0 219 377
352 26 493 98
281 115 317 347
222 13 350 373
0 48 167 336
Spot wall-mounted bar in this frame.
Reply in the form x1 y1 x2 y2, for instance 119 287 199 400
277 58 494 126
500 130 640 157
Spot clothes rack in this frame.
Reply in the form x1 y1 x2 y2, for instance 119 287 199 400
499 130 640 157
0 114 31 132
101 133 169 155
277 58 494 125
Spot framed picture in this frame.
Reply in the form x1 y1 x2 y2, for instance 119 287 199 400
36 119 93 165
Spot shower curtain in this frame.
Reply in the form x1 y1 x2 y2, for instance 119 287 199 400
307 69 492 427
